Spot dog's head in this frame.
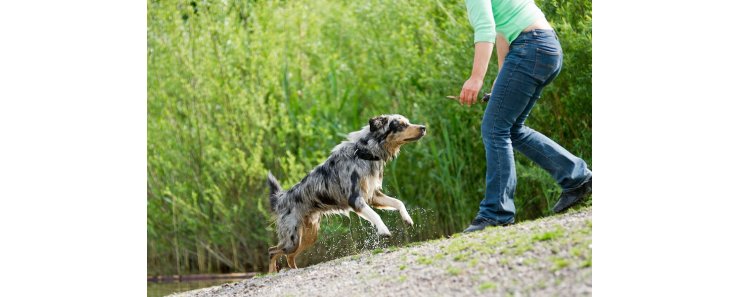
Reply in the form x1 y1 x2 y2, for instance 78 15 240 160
368 114 426 146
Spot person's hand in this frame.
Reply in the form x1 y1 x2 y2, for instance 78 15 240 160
459 77 484 106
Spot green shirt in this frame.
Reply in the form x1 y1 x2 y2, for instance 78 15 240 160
465 0 545 44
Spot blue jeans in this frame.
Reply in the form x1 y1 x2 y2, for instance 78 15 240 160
478 29 591 223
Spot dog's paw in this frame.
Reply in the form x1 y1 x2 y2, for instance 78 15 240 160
377 228 392 237
403 217 414 226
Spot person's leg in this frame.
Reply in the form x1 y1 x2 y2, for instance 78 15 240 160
509 32 592 192
476 38 544 225
511 115 591 191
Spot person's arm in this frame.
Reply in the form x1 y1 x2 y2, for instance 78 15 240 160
459 42 493 106
460 0 496 106
465 0 495 45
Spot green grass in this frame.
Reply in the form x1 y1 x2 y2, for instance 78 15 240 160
447 266 462 276
405 241 425 248
532 227 565 242
467 258 480 268
550 257 570 271
453 252 471 262
147 0 592 275
523 258 538 267
479 282 496 292
580 258 592 268
417 256 434 265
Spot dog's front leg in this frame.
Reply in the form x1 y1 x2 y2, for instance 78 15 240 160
355 203 391 237
372 190 414 226
349 175 391 237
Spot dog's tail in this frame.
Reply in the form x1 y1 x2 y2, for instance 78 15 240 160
267 171 283 212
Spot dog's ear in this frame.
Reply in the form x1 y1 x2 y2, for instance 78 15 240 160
369 116 387 132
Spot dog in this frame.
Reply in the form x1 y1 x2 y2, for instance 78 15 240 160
266 114 426 273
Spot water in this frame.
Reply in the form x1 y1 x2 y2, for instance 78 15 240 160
147 278 246 297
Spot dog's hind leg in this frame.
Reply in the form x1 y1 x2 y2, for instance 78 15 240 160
372 190 414 226
277 213 302 255
268 246 284 273
286 254 297 269
302 218 320 250
286 226 304 269
287 215 321 269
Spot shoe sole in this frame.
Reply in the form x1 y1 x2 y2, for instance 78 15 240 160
554 186 592 213
462 222 514 233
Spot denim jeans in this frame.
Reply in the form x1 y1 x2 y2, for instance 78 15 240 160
477 29 591 223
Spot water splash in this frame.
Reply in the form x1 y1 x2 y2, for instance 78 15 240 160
294 207 445 268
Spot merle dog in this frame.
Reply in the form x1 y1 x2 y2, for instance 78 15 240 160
267 114 426 272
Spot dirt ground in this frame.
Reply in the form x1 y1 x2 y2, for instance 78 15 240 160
172 207 592 297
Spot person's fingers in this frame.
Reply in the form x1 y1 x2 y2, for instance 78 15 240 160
462 89 472 106
468 90 475 106
460 80 484 107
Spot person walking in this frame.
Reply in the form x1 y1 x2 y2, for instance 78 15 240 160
459 0 592 232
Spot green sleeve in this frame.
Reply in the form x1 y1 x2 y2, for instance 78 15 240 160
465 0 496 44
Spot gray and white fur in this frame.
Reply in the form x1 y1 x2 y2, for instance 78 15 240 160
267 114 426 270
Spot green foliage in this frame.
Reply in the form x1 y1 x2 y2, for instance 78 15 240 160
147 0 591 275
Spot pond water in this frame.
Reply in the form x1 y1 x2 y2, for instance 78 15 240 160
147 278 246 297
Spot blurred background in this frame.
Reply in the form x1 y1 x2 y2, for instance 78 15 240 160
147 0 591 277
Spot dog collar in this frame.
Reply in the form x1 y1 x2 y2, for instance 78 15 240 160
355 148 381 161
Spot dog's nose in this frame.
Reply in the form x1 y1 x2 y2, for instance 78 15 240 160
420 126 426 133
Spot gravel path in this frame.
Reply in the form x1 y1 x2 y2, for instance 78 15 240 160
172 207 592 297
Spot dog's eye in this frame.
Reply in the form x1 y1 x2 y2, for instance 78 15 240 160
389 120 408 132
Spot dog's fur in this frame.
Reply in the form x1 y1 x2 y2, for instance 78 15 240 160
267 114 426 273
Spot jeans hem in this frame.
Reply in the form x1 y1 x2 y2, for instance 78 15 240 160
562 173 592 192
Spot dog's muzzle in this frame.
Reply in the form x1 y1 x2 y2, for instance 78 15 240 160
404 126 426 141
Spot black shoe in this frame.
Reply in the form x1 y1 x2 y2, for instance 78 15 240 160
463 217 514 233
553 177 592 213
